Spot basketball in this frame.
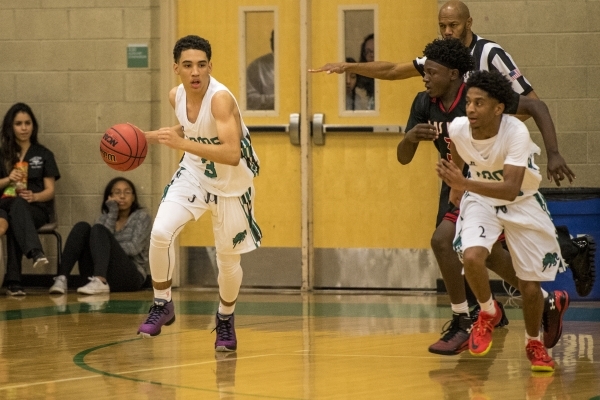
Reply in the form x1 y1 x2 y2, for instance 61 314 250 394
100 123 148 171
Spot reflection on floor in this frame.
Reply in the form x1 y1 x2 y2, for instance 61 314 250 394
0 289 598 399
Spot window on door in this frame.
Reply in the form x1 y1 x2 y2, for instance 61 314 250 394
241 8 277 114
340 7 376 115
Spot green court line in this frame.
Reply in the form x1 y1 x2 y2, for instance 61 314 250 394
1 300 599 321
73 338 304 399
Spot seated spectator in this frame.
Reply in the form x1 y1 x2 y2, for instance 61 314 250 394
0 103 59 296
49 177 151 295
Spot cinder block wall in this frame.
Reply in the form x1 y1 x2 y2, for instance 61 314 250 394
0 0 162 274
438 0 600 187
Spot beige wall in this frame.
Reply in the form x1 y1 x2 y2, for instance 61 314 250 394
0 0 163 273
438 0 600 188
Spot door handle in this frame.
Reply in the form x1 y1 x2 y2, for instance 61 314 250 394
246 113 300 146
311 113 403 146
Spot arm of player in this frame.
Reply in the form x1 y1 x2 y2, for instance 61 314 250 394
135 86 185 145
448 142 465 206
143 125 184 144
166 91 242 166
309 61 420 81
437 160 525 202
150 92 242 166
515 96 575 186
397 123 438 164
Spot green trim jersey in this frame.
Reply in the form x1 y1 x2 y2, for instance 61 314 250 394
175 77 260 197
448 115 542 207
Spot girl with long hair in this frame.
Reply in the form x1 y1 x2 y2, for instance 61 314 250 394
0 102 60 295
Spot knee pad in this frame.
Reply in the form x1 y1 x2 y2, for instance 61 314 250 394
216 253 241 272
150 227 172 248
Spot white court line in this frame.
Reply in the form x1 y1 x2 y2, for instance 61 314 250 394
0 354 272 391
0 351 481 391
0 375 102 391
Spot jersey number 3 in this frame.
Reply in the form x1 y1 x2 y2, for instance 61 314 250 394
201 158 217 178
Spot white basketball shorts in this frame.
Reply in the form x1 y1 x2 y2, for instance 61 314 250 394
454 193 564 282
161 167 261 255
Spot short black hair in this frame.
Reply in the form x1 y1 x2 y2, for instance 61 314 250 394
466 70 515 109
423 38 474 77
173 35 211 63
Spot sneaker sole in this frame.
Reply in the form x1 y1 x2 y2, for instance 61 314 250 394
49 288 65 294
572 235 596 297
215 345 237 352
469 340 493 357
531 365 555 373
77 288 110 295
6 291 26 296
33 259 49 269
428 341 469 356
137 316 176 338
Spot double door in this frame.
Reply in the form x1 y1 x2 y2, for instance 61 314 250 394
175 0 441 290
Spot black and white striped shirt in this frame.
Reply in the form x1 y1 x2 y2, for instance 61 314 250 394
414 34 533 96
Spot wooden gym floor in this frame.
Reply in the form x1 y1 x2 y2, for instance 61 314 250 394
0 289 598 399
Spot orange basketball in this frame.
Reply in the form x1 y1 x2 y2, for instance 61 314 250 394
100 123 147 171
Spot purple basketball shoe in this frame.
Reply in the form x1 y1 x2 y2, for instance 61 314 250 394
214 313 237 352
137 301 176 338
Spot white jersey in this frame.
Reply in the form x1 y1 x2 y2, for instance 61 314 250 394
449 115 541 207
174 77 260 197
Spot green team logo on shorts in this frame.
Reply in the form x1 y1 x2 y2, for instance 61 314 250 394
542 252 560 272
232 230 247 249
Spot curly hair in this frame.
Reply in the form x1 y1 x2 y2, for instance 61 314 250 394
466 70 515 109
173 35 211 63
423 38 474 77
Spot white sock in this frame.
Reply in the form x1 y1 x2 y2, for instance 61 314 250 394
526 332 541 345
153 287 172 304
451 301 470 315
479 296 496 316
541 288 548 298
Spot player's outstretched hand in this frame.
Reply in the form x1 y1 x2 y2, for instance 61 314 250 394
405 123 438 143
308 62 346 74
436 159 467 191
547 152 575 187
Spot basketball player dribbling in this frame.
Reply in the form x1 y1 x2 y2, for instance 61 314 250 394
136 35 261 352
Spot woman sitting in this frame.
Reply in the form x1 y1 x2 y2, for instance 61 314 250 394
49 177 151 295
